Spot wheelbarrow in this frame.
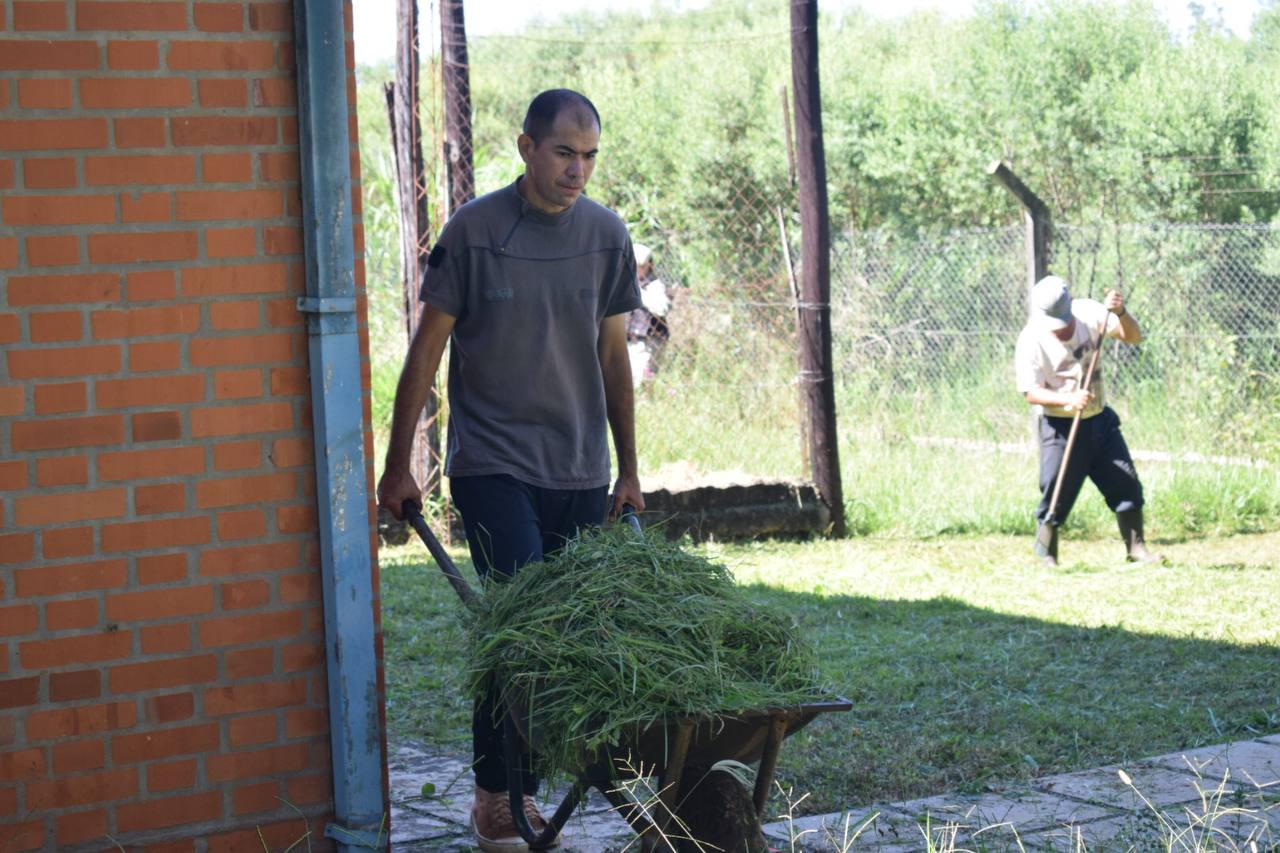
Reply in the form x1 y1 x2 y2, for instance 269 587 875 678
403 502 852 852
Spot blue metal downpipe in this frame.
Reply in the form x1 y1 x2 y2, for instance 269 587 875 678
292 2 387 849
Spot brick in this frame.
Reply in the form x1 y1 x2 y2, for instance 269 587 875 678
195 3 244 32
206 678 306 717
16 560 127 596
43 526 94 559
191 334 293 368
93 231 197 264
248 2 291 30
221 578 270 611
27 767 138 809
107 587 213 623
0 316 19 346
76 2 188 31
206 742 308 783
2 194 114 225
285 772 330 807
203 152 252 183
284 708 326 739
0 677 40 710
97 375 204 409
258 151 298 182
102 516 210 552
115 116 166 148
14 2 69 31
86 154 195 186
0 820 44 852
0 159 13 188
131 410 183 441
207 228 257 259
198 609 302 647
34 381 88 415
144 692 194 724
12 414 123 451
192 401 293 437
18 78 72 108
140 623 191 654
117 791 222 833
168 40 274 70
53 738 106 773
217 510 267 543
252 78 295 108
107 39 159 70
138 554 189 585
49 669 102 702
280 115 298 145
146 839 199 853
23 157 77 190
198 78 246 108
177 188 282 221
121 190 172 222
214 441 260 471
196 472 294 509
182 262 288 296
0 605 39 637
214 369 262 399
46 598 99 631
147 758 196 792
92 303 200 339
6 270 117 303
225 647 273 679
30 310 83 342
26 700 136 741
210 300 261 329
0 39 99 70
55 808 108 845
172 115 277 147
33 455 90 487
27 234 80 266
270 366 309 395
9 344 121 379
263 226 301 255
0 460 28 490
0 748 46 782
81 77 190 109
0 236 15 268
99 446 204 481
232 779 279 815
0 533 36 566
20 631 132 669
228 713 276 747
129 341 182 372
127 269 177 300
135 483 185 515
270 436 311 468
112 723 218 764
279 573 320 604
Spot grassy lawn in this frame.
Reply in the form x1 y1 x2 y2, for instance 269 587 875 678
379 526 1280 816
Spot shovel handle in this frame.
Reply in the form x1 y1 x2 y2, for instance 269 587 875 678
1044 315 1108 524
402 500 478 609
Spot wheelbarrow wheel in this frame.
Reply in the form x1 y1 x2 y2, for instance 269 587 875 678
672 765 766 853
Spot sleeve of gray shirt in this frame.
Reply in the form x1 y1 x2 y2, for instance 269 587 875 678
418 218 469 319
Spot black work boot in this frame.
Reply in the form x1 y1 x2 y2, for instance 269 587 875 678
1117 510 1165 564
1036 522 1059 568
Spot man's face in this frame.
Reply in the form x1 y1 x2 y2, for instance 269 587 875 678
517 110 599 214
1051 317 1077 342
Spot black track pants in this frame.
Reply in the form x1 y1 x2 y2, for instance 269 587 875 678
1037 406 1144 526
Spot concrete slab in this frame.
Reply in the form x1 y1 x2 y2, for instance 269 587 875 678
1033 761 1226 810
1259 733 1280 747
890 787 1119 834
762 807 925 853
1146 739 1280 793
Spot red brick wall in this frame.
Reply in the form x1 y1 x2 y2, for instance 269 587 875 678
0 2 375 850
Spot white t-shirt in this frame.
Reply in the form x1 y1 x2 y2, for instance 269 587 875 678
1015 298 1120 419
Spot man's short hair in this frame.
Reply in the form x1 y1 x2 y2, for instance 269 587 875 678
522 89 601 144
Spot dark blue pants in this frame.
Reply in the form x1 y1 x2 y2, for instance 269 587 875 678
450 474 608 795
1037 406 1144 526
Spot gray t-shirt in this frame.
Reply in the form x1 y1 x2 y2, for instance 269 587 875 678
420 179 642 489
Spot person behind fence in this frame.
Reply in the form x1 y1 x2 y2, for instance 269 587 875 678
376 88 645 852
1015 274 1164 567
625 242 671 382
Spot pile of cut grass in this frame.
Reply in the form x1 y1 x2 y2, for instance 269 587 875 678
465 525 826 780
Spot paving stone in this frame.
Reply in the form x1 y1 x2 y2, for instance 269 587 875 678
1033 761 1222 810
889 787 1119 836
1259 733 1280 747
762 807 924 852
1146 739 1280 792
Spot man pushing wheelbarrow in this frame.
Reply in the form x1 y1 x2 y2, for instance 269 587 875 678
1016 275 1165 567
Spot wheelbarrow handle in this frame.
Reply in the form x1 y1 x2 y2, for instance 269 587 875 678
402 500 478 609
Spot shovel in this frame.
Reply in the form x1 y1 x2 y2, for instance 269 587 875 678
1034 313 1109 558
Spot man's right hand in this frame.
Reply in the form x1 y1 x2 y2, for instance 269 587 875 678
1064 389 1093 412
377 466 422 521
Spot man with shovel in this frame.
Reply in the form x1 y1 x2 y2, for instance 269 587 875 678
378 89 644 851
1015 275 1164 567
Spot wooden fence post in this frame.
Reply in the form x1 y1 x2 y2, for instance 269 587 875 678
987 160 1053 294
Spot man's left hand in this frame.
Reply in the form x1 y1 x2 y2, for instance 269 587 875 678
609 472 645 519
